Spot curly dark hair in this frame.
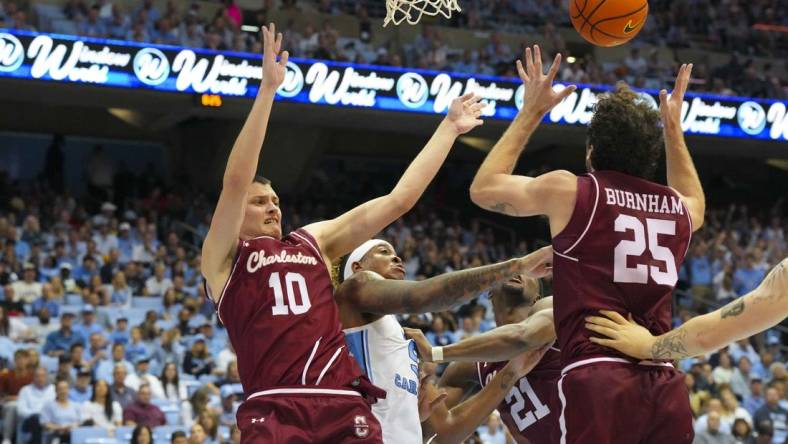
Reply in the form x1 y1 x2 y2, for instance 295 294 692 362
587 84 663 181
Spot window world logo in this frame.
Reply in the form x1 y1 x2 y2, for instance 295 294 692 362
133 48 169 86
396 72 429 109
277 61 303 98
0 33 25 72
737 101 767 136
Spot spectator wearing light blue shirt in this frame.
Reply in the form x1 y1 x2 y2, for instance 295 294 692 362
78 5 107 38
31 283 61 318
68 369 93 403
109 318 131 345
116 223 134 264
41 380 82 443
425 315 455 347
43 312 85 357
733 255 767 296
689 244 713 303
744 378 766 418
73 306 105 341
125 327 149 364
96 343 135 383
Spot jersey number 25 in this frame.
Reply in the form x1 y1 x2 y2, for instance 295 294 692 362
613 215 678 286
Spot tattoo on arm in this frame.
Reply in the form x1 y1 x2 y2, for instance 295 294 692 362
489 202 518 216
499 369 516 391
720 299 745 319
366 259 522 313
651 327 689 359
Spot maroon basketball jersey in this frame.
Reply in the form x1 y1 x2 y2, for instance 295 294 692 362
552 171 692 367
477 348 561 444
214 229 371 399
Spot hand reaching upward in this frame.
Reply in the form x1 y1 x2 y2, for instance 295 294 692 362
516 45 577 117
261 22 289 90
445 93 486 134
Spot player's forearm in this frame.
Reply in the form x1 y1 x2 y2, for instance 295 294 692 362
443 315 554 362
369 258 523 314
444 324 533 362
387 119 460 212
651 262 787 359
472 111 540 185
664 127 705 225
433 361 521 444
222 86 277 188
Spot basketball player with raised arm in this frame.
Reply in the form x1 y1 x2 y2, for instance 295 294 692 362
407 276 560 443
585 258 787 360
470 45 705 443
335 241 553 443
201 24 487 443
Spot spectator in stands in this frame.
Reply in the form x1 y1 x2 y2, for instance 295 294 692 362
0 286 24 318
85 332 108 369
171 430 187 444
152 329 183 368
198 411 219 443
55 354 75 385
188 423 206 444
139 310 161 342
694 410 737 444
123 383 165 427
17 367 55 444
0 349 33 444
478 411 506 444
176 308 195 337
156 362 187 403
183 338 214 378
81 379 122 432
107 5 130 40
43 312 84 357
132 232 157 265
714 351 736 386
100 248 121 282
97 344 134 386
720 385 753 427
754 386 788 444
731 418 753 443
734 254 767 296
125 327 149 364
0 305 31 341
127 357 158 393
145 262 172 297
109 271 131 308
69 369 92 403
744 378 766 418
109 317 130 345
162 289 182 320
697 398 734 435
31 283 60 319
130 424 153 444
59 264 77 295
41 380 82 443
731 357 754 399
110 363 136 410
73 305 104 340
78 4 107 38
425 314 454 347
73 256 99 288
215 360 240 388
218 385 237 427
12 262 42 304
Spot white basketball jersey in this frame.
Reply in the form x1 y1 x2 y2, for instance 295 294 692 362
344 315 422 444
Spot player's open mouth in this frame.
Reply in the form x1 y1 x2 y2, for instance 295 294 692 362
264 218 278 225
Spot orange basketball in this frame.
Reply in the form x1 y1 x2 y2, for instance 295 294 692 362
569 0 649 47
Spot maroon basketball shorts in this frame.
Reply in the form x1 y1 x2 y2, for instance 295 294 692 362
556 358 694 444
236 388 383 443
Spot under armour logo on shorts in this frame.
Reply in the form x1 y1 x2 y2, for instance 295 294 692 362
251 417 265 424
353 415 369 438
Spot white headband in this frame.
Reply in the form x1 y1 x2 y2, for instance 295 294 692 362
343 239 388 280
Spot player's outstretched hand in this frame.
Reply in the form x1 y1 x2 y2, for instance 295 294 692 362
403 327 434 362
510 344 550 378
659 63 692 134
261 22 289 90
585 310 654 360
518 246 553 279
516 45 577 117
417 372 448 422
445 93 486 134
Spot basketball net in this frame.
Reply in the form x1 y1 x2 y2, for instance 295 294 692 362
384 0 461 26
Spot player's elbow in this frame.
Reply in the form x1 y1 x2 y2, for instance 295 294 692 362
386 191 418 216
469 181 495 209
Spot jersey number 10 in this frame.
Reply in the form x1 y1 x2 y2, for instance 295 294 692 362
613 215 678 286
269 272 312 315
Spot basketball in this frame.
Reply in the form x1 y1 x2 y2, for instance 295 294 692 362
569 0 649 47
